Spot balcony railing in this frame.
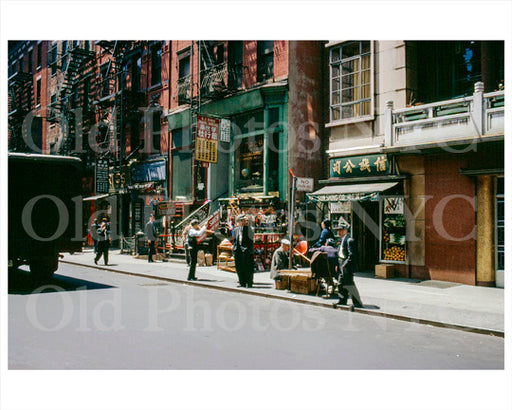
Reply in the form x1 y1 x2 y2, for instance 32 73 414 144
385 82 505 148
177 75 191 104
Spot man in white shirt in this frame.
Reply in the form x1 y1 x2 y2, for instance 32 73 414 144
187 219 214 281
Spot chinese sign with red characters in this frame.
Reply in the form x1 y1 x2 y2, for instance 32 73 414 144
329 154 390 178
196 115 219 163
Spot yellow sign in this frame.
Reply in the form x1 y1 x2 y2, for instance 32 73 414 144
196 115 219 163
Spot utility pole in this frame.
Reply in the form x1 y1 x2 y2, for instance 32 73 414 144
288 168 296 269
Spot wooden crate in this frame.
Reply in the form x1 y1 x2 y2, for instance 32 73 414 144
289 275 317 295
274 275 290 290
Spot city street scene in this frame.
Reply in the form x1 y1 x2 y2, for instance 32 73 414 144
3 2 510 408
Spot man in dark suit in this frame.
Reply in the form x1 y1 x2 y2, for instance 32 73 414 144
232 214 254 288
334 221 363 308
145 214 157 263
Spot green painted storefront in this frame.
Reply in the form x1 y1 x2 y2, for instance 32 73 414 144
166 83 289 200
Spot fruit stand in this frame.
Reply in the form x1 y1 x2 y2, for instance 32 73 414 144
381 197 406 263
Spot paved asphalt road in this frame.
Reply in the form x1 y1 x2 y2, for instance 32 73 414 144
8 263 504 370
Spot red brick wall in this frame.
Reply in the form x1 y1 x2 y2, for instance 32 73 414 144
243 41 257 87
424 154 476 284
274 40 289 81
287 41 325 196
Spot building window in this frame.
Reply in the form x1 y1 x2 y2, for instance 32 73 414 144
132 55 141 92
50 93 57 121
28 50 32 73
228 41 243 89
151 44 162 86
257 41 274 82
61 41 68 70
329 41 373 123
36 78 41 106
172 127 193 201
100 64 109 97
49 44 57 75
37 43 42 68
18 57 23 73
234 134 264 194
83 78 90 112
151 111 161 153
178 53 191 104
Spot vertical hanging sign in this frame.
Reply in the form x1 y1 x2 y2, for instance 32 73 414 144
196 115 219 163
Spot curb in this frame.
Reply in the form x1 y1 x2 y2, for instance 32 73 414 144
61 260 504 338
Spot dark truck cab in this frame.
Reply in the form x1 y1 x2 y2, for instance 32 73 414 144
8 153 83 279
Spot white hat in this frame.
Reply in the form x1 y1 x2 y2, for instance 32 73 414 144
281 239 291 245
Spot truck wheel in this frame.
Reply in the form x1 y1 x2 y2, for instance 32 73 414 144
29 260 57 282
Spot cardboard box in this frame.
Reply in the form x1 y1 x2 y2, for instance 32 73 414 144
375 264 395 279
290 275 317 294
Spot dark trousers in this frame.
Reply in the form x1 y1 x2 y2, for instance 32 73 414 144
234 250 254 287
337 265 362 307
93 239 98 253
95 240 109 265
188 247 198 279
148 240 156 262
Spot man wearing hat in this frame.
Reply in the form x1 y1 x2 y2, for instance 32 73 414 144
270 238 291 280
334 220 363 308
231 214 254 287
187 219 214 281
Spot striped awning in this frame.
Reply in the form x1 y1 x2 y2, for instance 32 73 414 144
307 182 398 202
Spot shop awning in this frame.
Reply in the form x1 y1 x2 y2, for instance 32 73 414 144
307 182 398 202
82 194 109 201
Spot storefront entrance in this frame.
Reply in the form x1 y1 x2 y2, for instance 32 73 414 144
352 200 380 272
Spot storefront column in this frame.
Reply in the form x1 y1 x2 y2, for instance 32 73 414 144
476 175 495 286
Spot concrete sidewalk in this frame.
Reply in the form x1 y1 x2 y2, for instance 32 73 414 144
60 249 504 337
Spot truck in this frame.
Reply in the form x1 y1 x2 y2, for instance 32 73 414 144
8 153 83 280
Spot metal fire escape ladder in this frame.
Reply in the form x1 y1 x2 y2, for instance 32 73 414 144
53 44 95 154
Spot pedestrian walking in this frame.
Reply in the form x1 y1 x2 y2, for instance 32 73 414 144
312 219 335 248
187 219 214 281
333 221 363 308
145 214 157 263
91 218 100 253
94 219 110 266
232 214 255 288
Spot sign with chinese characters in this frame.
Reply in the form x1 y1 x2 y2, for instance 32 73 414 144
95 159 109 194
329 154 390 178
196 115 219 163
295 177 314 192
220 118 231 142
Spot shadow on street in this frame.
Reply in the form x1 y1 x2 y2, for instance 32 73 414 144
8 268 115 295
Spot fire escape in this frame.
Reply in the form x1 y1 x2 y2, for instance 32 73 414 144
8 69 34 151
48 42 96 161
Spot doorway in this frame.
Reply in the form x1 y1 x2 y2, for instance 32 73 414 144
352 200 380 272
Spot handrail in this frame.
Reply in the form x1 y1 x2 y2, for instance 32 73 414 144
174 200 211 229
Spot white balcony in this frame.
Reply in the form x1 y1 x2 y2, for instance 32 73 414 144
384 82 504 150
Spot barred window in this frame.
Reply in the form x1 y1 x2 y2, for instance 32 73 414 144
329 41 373 123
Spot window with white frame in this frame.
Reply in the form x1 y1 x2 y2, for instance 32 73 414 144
329 41 373 123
